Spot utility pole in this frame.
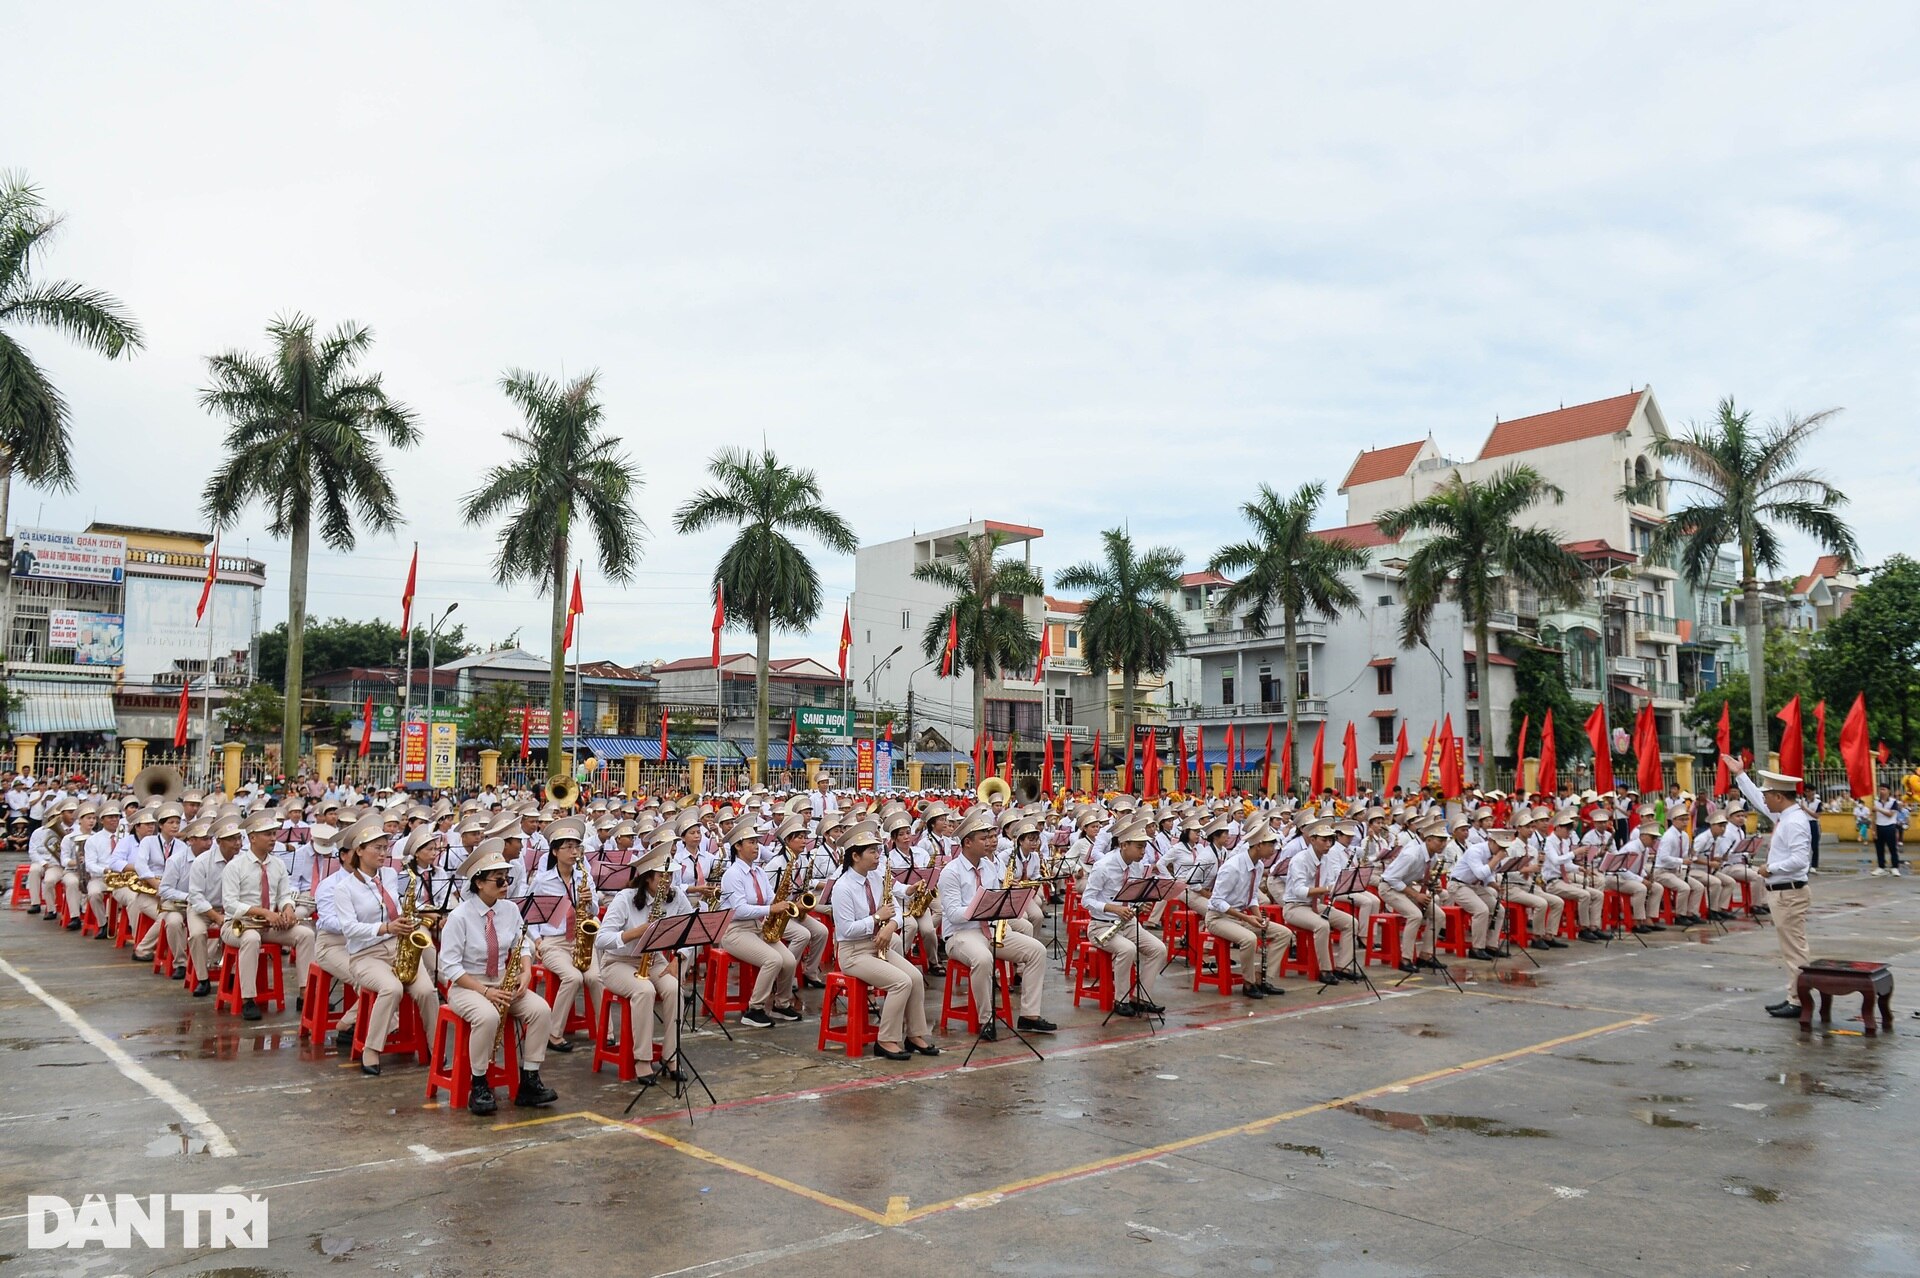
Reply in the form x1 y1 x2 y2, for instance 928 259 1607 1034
904 689 914 764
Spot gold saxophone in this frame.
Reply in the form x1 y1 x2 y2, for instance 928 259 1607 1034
634 885 671 979
905 871 937 919
570 858 599 972
700 856 725 910
488 928 528 1066
393 868 433 985
104 867 159 896
876 863 894 950
759 865 793 943
790 856 819 921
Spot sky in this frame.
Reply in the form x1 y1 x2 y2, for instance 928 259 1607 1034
9 4 1918 668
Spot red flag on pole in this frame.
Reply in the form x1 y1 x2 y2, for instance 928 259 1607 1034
1439 714 1464 798
1584 704 1614 794
1713 702 1732 797
1513 713 1530 796
1123 730 1136 795
1340 722 1359 798
787 713 797 771
837 604 852 681
1041 735 1055 796
1002 740 1013 785
519 704 531 761
1634 702 1663 795
1035 624 1050 680
1092 730 1101 792
710 583 726 668
197 535 220 622
1840 693 1873 797
1775 695 1804 788
1878 741 1891 766
1176 727 1189 793
1143 729 1159 799
1310 723 1326 796
1537 709 1557 796
399 542 416 634
940 612 958 677
1279 725 1293 795
1260 723 1274 795
660 706 671 765
1225 725 1236 789
1418 722 1437 792
563 569 584 650
173 681 191 748
1384 722 1410 794
358 695 373 757
1813 698 1828 764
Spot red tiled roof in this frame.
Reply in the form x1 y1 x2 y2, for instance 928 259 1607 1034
1340 441 1425 490
1562 538 1637 563
1179 570 1231 589
984 520 1043 541
1464 646 1518 668
1478 390 1644 460
1312 522 1399 549
1794 553 1847 595
1044 595 1087 615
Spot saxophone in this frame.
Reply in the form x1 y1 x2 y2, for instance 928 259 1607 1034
700 856 725 910
759 865 793 943
569 858 599 972
876 863 894 951
392 867 433 984
905 870 937 919
489 929 527 1066
634 885 671 979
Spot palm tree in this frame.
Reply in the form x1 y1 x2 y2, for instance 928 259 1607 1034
0 172 144 533
672 447 857 782
202 315 418 770
1056 528 1188 744
913 532 1044 751
1208 481 1367 781
1621 397 1857 761
1377 465 1585 784
463 370 646 767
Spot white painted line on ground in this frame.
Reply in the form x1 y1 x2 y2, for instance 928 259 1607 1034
651 1225 883 1278
0 953 237 1158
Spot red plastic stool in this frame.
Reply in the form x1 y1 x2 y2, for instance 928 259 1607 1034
816 972 878 1058
56 880 76 928
352 989 431 1064
1602 891 1635 932
425 1006 520 1107
298 966 345 1042
591 989 661 1081
1366 913 1405 965
1558 900 1583 939
527 965 595 1036
110 898 131 948
1437 905 1472 956
1191 932 1239 994
215 941 287 1015
1162 901 1192 964
1070 942 1116 1011
150 919 177 975
939 959 1014 1032
1277 931 1322 981
8 864 28 907
79 896 103 938
1503 906 1532 949
702 949 756 1019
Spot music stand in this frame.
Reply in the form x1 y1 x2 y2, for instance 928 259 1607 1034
959 886 1042 1067
623 908 730 1123
1100 876 1172 1033
677 898 737 1040
1324 863 1383 1000
1488 855 1539 968
1597 850 1648 948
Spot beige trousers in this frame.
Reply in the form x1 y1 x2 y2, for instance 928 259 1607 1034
795 914 831 979
946 927 1047 1017
1502 884 1563 936
116 890 161 956
1443 883 1498 948
600 956 681 1066
1203 911 1288 984
312 931 360 1029
1283 904 1354 970
447 983 550 1075
834 940 931 1045
534 937 605 1043
1723 864 1768 910
719 919 806 1011
186 912 225 980
1086 916 1168 1002
347 940 441 1058
85 875 108 924
25 861 58 908
1651 871 1705 917
219 922 315 998
1601 874 1650 922
1378 887 1437 961
1546 880 1601 928
1772 886 1811 1004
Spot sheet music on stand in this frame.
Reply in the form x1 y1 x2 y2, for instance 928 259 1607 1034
1490 855 1529 877
625 909 732 1121
1596 850 1634 875
960 886 1042 1066
518 893 566 928
595 861 641 895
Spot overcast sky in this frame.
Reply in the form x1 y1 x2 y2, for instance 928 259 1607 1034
10 4 1916 667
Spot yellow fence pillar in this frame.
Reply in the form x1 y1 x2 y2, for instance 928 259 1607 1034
805 758 821 787
1521 758 1538 792
907 760 924 792
14 735 39 776
1672 755 1695 793
479 748 501 788
1210 763 1226 797
953 763 970 792
1076 764 1093 794
313 743 336 784
220 742 245 798
688 755 706 795
121 738 148 785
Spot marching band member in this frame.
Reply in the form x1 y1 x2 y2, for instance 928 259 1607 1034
186 817 239 995
219 811 318 1020
940 808 1056 1034
1542 811 1607 941
332 822 442 1076
525 817 605 1056
57 800 97 930
1440 819 1503 960
1169 818 1224 912
595 846 689 1082
1283 819 1358 979
1603 823 1664 934
1009 819 1048 931
1323 819 1379 940
1703 808 1767 916
1684 807 1737 921
437 841 557 1114
1724 756 1813 1020
776 815 832 989
717 816 807 1029
1203 821 1290 996
311 826 366 1052
155 814 204 981
1082 817 1168 1016
884 813 940 973
1651 802 1707 926
829 821 937 1059
125 804 183 964
1499 809 1565 949
23 804 64 916
1379 819 1446 972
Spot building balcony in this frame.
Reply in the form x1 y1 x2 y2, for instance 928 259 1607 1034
1608 655 1648 678
1188 617 1326 653
1486 609 1520 632
1595 578 1637 604
1635 623 1682 647
1168 697 1328 723
1650 680 1686 706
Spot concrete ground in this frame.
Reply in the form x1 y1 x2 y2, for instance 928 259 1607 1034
1 847 1915 1278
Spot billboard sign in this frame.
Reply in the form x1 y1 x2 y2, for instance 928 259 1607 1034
796 707 851 739
874 740 893 791
429 722 458 788
10 527 126 585
856 739 875 790
400 721 427 785
123 576 252 683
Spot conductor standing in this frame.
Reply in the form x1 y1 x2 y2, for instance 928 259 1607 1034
1723 755 1812 1020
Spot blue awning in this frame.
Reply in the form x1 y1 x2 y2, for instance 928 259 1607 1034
7 677 117 734
912 750 969 766
572 735 671 761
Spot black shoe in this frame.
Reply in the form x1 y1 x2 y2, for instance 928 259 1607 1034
171 965 187 980
1752 906 1770 916
739 1008 774 1028
801 975 826 990
514 1069 557 1107
1416 957 1446 971
1765 1000 1794 1013
1529 940 1553 951
1646 923 1668 932
1467 948 1498 961
873 1044 913 1061
1016 1016 1059 1034
469 1080 497 1116
241 998 262 1022
192 979 211 997
769 1004 803 1023
1258 981 1287 995
66 920 80 931
1545 938 1570 949
1242 982 1266 999
1137 999 1166 1013
979 1024 999 1041
295 994 304 1012
1396 962 1418 974
546 1037 574 1054
131 950 148 963
359 1061 382 1077
1767 1003 1803 1020
1111 1001 1141 1018
908 1039 941 1056
26 905 39 915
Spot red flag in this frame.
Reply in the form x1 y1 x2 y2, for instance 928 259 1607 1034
563 569 584 650
940 611 958 677
660 706 670 765
519 704 531 761
1260 723 1274 794
1513 713 1530 795
882 720 892 745
1438 714 1463 798
710 583 726 668
173 680 191 748
1035 624 1050 680
1878 740 1891 766
984 734 996 782
1041 735 1055 796
1634 702 1663 795
1340 722 1358 798
1225 725 1236 788
399 542 416 634
1418 722 1437 791
1310 723 1326 795
1840 694 1873 797
1002 740 1013 785
837 604 852 681
1713 702 1732 797
1384 722 1410 794
1092 730 1101 791
1143 729 1159 799
1775 695 1804 788
1279 725 1293 794
1584 704 1614 793
1176 727 1189 793
1537 709 1558 796
1813 698 1828 764
787 713 797 770
197 535 220 623
358 695 373 757
1195 729 1208 791
1123 730 1136 795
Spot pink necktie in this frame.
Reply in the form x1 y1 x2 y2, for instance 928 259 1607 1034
484 910 500 977
375 877 399 920
259 863 271 912
864 880 876 912
751 870 765 905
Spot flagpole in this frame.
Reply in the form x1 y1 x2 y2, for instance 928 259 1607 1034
200 571 215 788
571 559 583 777
400 542 416 776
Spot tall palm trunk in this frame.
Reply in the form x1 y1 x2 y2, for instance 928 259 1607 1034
1121 670 1138 745
1741 532 1769 761
754 609 771 785
548 507 570 771
0 452 12 537
1283 610 1299 791
972 664 987 776
283 511 311 775
1474 615 1492 787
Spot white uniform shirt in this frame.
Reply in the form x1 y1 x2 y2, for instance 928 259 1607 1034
1081 850 1146 925
1734 773 1813 883
718 858 778 924
221 851 295 915
595 885 694 959
938 853 1005 938
437 895 526 983
526 862 599 940
189 850 231 915
1207 850 1265 914
1282 846 1321 904
329 868 408 956
829 867 900 943
1381 843 1428 893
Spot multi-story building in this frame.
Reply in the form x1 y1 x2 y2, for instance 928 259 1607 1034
1035 594 1173 747
650 653 845 756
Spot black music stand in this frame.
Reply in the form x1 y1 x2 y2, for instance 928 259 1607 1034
1101 876 1172 1033
960 886 1042 1067
1488 854 1539 968
624 908 730 1123
677 897 737 1040
1323 863 1383 1001
1597 849 1648 948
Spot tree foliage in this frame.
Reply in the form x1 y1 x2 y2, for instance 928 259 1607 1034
1503 640 1593 763
1056 527 1188 738
467 679 529 748
221 682 285 737
256 616 474 689
1809 554 1920 757
912 532 1044 742
1685 629 1815 755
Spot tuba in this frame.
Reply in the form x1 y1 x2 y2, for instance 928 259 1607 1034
132 765 185 806
977 775 1012 807
392 867 433 985
547 776 579 810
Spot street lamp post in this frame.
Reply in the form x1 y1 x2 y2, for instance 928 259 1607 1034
904 654 939 764
423 602 459 792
